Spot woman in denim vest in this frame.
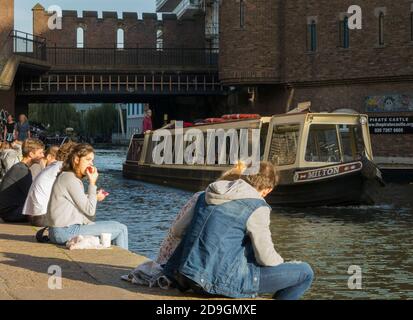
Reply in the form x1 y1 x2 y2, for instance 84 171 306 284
163 162 314 300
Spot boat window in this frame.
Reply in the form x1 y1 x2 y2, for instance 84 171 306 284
339 124 365 162
269 124 300 166
305 124 340 163
260 123 269 160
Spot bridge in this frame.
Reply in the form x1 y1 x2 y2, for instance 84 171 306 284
2 30 224 115
12 30 221 96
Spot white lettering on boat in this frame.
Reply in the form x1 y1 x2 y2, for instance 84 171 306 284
294 162 363 183
152 121 261 175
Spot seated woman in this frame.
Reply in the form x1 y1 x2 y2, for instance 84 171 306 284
162 162 314 300
46 143 128 250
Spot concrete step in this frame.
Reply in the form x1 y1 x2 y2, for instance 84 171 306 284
0 223 214 300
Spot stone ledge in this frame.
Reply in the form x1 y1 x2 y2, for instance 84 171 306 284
0 223 214 300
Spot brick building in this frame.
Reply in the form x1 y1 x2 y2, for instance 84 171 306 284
0 0 16 112
32 4 205 49
1 0 413 164
217 0 413 165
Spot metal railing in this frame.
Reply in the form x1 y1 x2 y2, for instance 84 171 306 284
174 0 203 18
45 47 219 68
10 30 47 61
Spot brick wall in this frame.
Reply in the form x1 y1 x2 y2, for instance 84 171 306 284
291 83 413 158
220 0 413 84
219 0 413 159
33 6 205 49
0 84 16 115
162 14 206 48
219 0 281 85
283 0 413 83
0 0 14 56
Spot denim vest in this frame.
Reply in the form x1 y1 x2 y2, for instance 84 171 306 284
164 192 271 298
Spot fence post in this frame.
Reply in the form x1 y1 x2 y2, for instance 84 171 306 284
136 43 139 66
114 44 117 65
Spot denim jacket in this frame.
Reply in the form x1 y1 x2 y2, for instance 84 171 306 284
163 192 271 298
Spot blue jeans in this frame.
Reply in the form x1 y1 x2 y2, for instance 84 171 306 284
258 262 314 300
49 221 129 250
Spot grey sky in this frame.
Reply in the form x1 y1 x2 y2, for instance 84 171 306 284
15 0 157 33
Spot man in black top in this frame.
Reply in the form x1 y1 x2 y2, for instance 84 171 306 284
0 138 45 223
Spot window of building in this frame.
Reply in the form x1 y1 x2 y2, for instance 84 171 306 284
76 27 84 48
378 12 385 45
156 29 163 51
339 17 350 48
307 20 317 52
239 0 245 29
117 28 124 49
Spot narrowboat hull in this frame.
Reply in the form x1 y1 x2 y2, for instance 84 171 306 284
122 161 382 208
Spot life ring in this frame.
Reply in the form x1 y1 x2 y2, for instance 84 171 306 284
222 114 261 120
204 118 227 123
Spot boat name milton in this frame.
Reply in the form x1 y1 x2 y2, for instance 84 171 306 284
294 162 363 183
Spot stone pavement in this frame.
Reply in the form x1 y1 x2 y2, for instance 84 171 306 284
0 223 214 300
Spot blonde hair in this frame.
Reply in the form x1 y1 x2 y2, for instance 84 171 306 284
45 145 59 159
22 138 45 157
219 161 278 192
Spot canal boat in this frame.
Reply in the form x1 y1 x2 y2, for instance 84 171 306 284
123 110 384 207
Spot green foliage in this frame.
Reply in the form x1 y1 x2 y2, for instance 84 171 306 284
29 103 117 137
29 103 81 134
84 104 117 137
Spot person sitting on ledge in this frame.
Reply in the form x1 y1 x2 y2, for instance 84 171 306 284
46 143 129 250
0 138 45 223
29 145 59 180
22 141 77 227
162 161 314 300
0 141 19 180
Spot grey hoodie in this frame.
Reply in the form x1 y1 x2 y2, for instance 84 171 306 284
0 149 20 178
173 179 284 267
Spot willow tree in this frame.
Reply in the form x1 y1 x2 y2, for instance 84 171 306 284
29 103 81 134
84 104 117 138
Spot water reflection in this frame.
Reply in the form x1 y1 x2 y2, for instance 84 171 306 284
93 147 413 299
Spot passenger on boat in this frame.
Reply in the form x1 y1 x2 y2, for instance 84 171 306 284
162 162 314 300
143 109 153 133
46 143 129 250
23 142 77 227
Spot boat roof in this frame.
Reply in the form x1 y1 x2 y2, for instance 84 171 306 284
152 112 368 134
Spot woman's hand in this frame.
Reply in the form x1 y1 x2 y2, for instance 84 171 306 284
97 189 108 202
86 166 99 186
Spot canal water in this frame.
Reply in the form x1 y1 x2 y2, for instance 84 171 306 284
94 147 413 300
